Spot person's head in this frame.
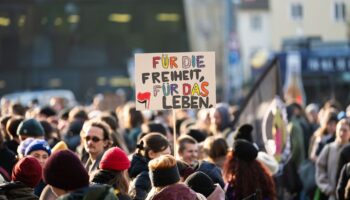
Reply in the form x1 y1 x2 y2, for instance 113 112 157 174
137 132 170 160
223 139 275 200
203 136 228 161
99 147 130 171
324 113 338 135
234 124 253 142
6 116 24 140
9 103 26 116
185 129 206 143
335 118 350 144
43 150 89 197
0 115 11 140
12 157 42 188
38 106 57 119
68 106 88 122
99 113 118 131
123 103 144 129
92 147 130 194
305 103 319 124
25 139 51 167
17 118 45 141
177 135 198 165
81 120 110 159
185 171 215 198
148 155 180 188
210 103 231 131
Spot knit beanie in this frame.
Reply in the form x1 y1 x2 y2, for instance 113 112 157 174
43 150 89 190
149 165 181 187
12 157 42 188
51 141 68 153
233 139 258 162
234 124 253 142
185 171 215 197
24 139 51 156
17 137 35 156
99 147 130 171
17 118 45 137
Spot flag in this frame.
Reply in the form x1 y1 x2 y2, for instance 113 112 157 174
233 57 285 150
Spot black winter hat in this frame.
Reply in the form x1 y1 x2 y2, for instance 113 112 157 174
233 139 258 162
185 171 215 197
234 124 253 142
17 118 45 137
43 150 89 190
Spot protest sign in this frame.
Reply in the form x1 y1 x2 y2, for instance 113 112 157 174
135 52 216 111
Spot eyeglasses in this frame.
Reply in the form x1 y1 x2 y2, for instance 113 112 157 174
84 136 103 142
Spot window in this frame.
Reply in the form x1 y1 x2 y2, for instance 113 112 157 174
290 3 303 21
250 15 262 31
333 2 346 22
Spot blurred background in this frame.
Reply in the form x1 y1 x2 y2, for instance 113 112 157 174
0 0 349 108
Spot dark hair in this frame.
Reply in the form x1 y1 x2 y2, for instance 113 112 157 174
39 106 57 118
10 103 26 116
6 116 24 138
69 107 88 122
100 114 118 131
223 151 276 200
137 133 169 159
177 135 197 154
39 120 54 139
92 170 129 195
82 120 111 141
203 136 228 160
128 107 144 128
141 122 167 136
0 115 12 141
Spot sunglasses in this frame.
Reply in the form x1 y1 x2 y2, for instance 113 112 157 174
84 136 103 142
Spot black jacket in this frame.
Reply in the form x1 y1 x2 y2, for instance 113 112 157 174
337 163 350 200
0 181 38 200
192 160 225 188
57 185 117 200
128 154 151 200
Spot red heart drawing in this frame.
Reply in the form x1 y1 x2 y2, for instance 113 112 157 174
137 92 151 109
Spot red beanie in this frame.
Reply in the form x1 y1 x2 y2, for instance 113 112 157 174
12 157 42 188
99 147 130 171
43 150 89 190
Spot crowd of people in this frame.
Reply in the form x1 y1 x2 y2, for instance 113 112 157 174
0 96 350 200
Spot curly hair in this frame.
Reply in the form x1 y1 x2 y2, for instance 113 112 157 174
223 151 276 200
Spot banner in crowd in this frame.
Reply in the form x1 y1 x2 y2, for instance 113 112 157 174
233 58 284 150
135 52 216 111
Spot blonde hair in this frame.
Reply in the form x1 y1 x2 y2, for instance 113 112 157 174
148 154 177 171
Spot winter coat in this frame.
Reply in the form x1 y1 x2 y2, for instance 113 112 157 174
192 161 225 188
0 147 16 181
128 154 151 200
207 184 225 200
85 151 105 178
39 185 56 200
0 181 38 200
336 163 350 200
57 184 118 200
316 141 347 200
146 183 206 200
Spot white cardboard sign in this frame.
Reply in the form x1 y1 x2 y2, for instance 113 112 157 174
135 52 216 111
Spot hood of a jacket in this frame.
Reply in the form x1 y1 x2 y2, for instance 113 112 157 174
207 184 225 200
128 153 149 179
152 184 197 200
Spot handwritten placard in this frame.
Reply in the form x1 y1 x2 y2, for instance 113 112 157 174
135 52 216 111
